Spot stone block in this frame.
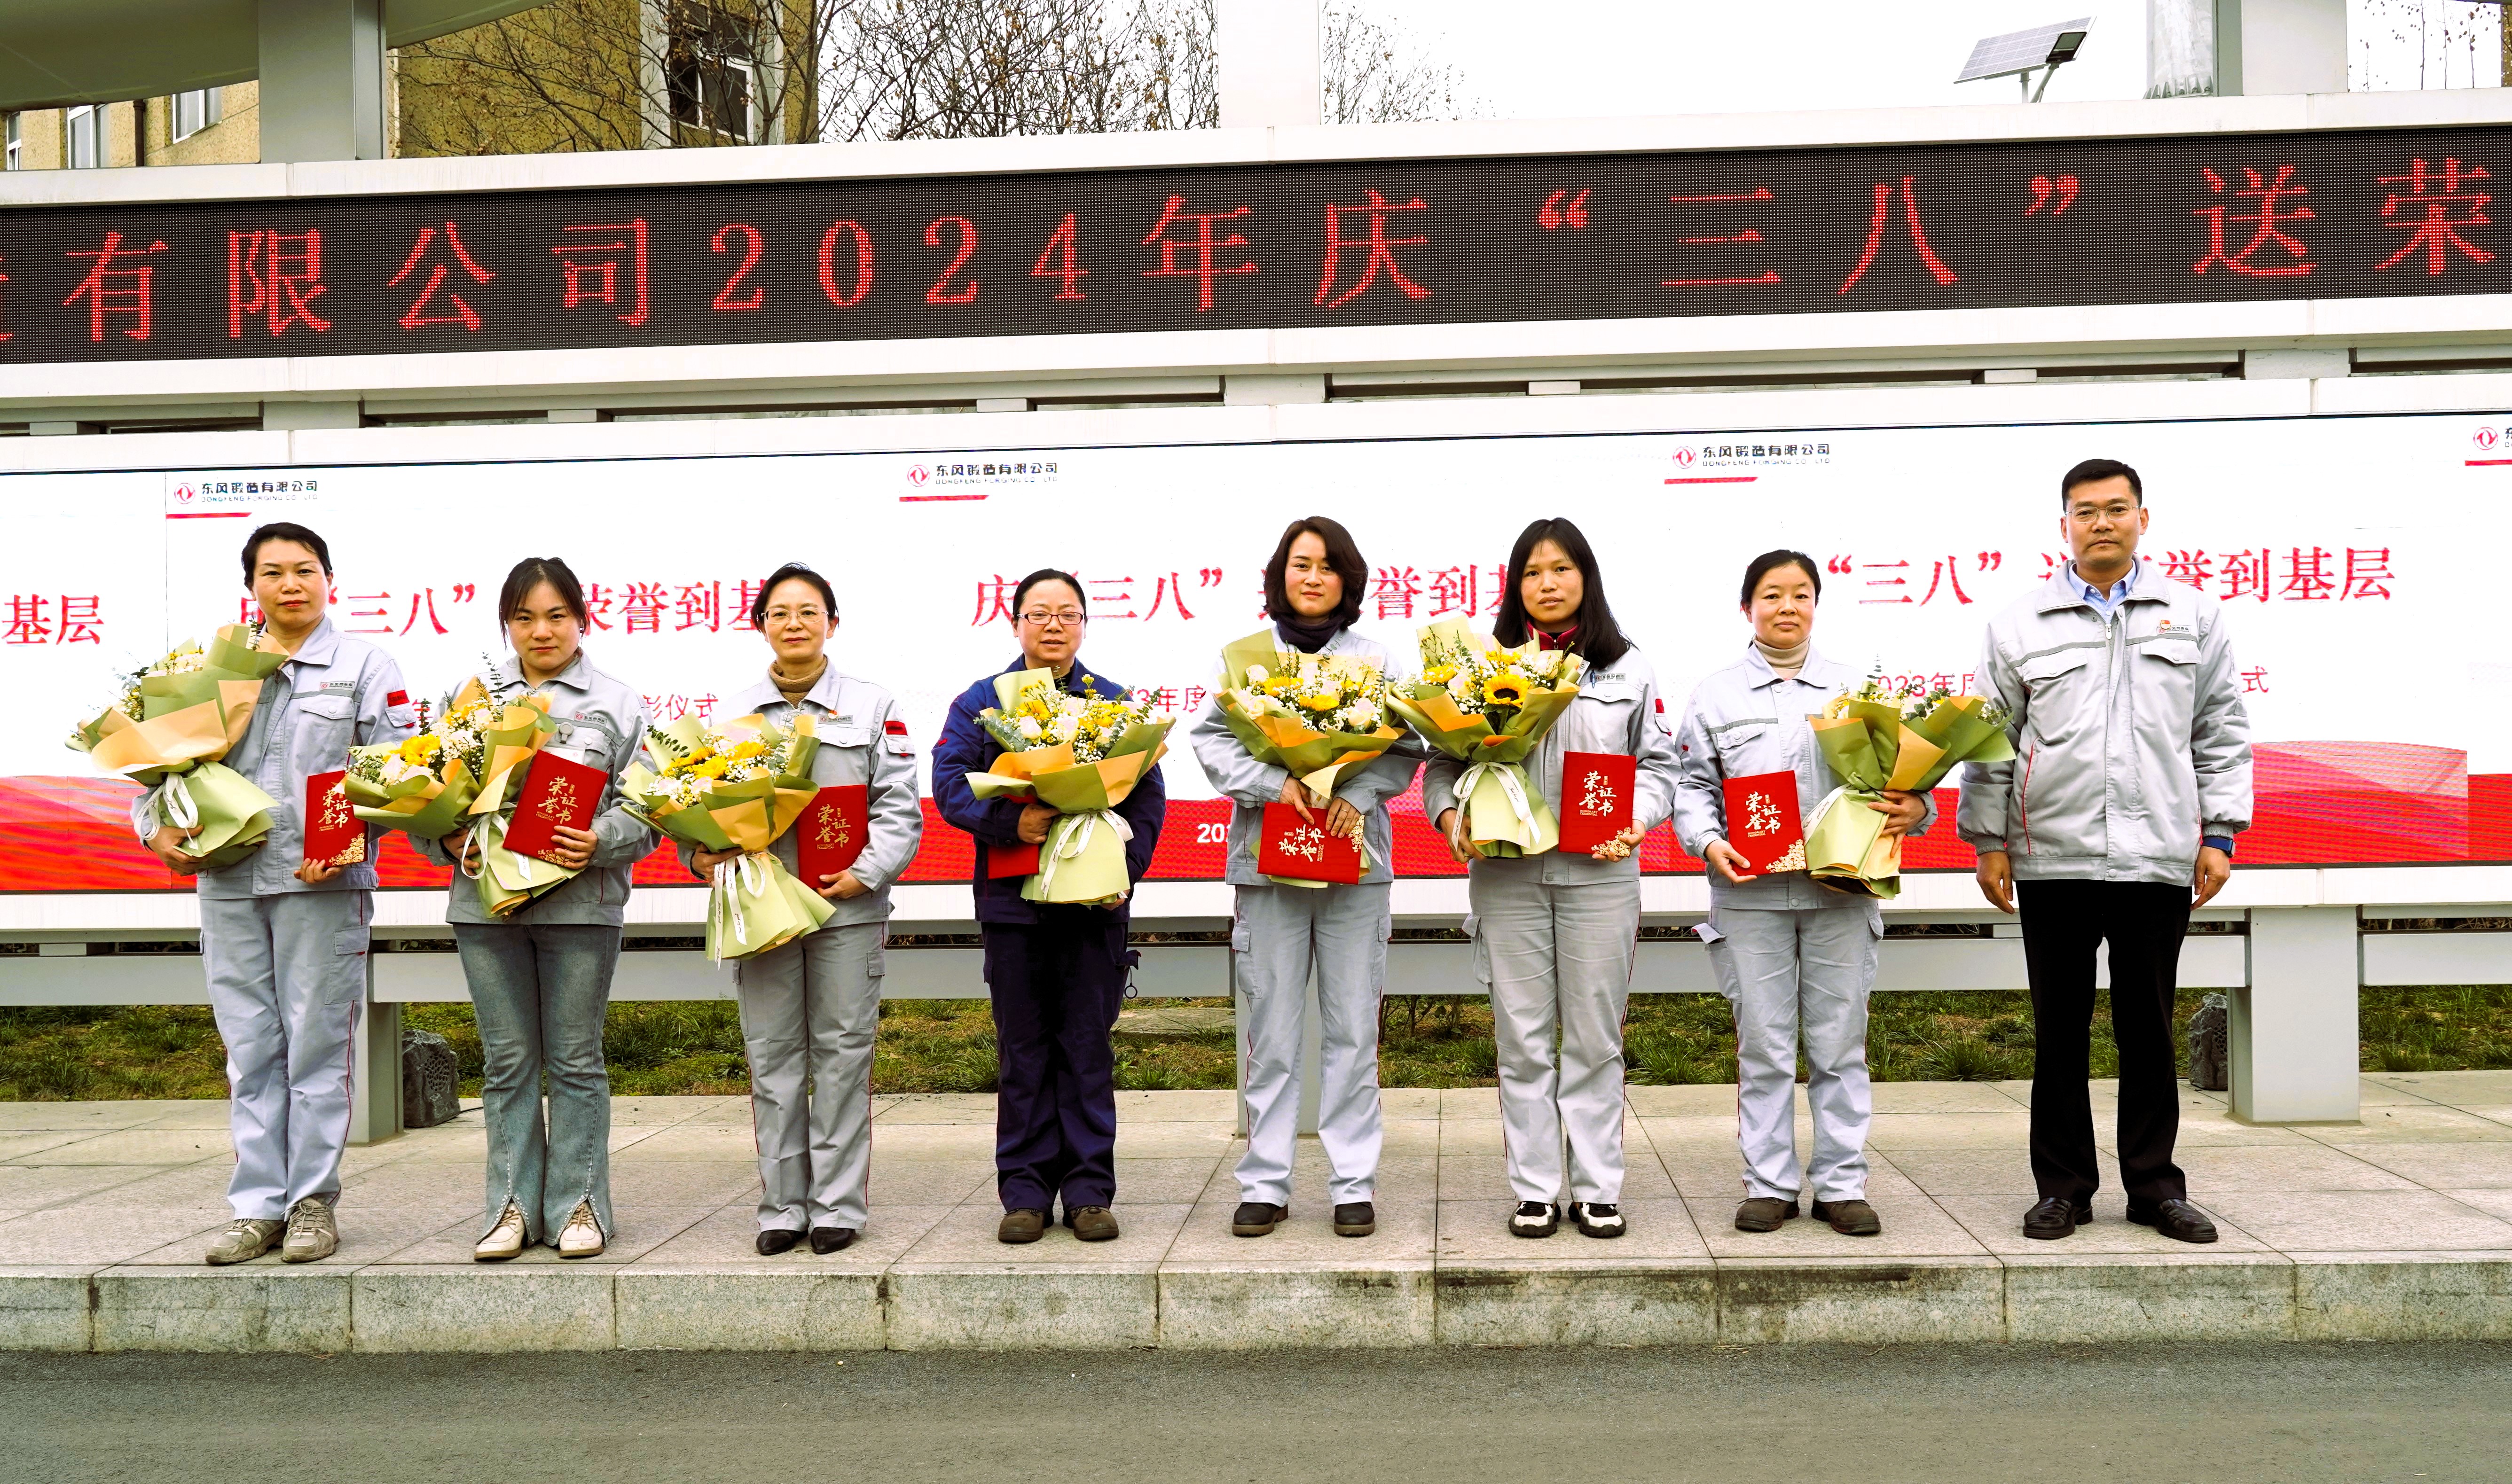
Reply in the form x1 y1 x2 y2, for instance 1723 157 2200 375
2003 1254 2295 1342
1435 1264 1717 1347
2292 1252 2512 1339
351 1267 613 1352
616 1267 881 1350
0 1269 92 1352
94 1267 352 1352
1159 1263 1434 1349
1716 1258 2004 1343
883 1266 1156 1351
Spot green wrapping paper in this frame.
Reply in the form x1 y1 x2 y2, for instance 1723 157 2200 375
1800 690 2019 898
704 852 834 961
154 761 280 871
1384 617 1582 859
467 811 585 918
344 759 479 843
1021 809 1136 906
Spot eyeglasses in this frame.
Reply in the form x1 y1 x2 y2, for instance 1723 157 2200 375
762 607 827 624
1018 609 1086 628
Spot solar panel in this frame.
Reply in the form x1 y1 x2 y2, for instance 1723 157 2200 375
1955 17 2093 83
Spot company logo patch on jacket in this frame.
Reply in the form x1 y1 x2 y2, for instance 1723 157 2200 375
884 717 916 756
385 689 409 707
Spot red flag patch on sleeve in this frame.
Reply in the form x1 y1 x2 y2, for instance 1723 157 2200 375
386 690 410 707
884 719 910 735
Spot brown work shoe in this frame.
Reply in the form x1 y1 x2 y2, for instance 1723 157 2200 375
1734 1196 1800 1233
997 1208 1049 1244
1068 1205 1121 1242
1812 1198 1882 1236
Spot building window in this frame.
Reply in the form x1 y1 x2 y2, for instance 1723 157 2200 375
172 88 221 142
66 104 105 168
667 4 762 142
3 113 19 172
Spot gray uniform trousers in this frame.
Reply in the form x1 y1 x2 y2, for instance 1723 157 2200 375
1232 881 1390 1208
1705 903 1879 1203
200 892 370 1221
1471 871 1641 1205
735 918 885 1231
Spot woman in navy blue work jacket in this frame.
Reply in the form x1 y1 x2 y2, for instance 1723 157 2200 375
932 569 1166 1247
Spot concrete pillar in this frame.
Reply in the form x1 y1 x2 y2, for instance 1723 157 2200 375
2146 0 2347 97
1219 0 1321 128
348 976 403 1145
258 0 386 163
2231 906 2361 1125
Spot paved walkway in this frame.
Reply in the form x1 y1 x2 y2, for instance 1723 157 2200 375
6 1071 2512 1351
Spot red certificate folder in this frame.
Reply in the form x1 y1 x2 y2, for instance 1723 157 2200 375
1557 751 1637 854
1256 802 1364 884
302 769 365 869
798 784 869 885
499 752 605 866
1722 770 1806 874
985 841 1042 879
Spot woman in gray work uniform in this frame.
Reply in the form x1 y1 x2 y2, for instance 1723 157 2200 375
158 522 418 1268
1424 518 1680 1241
1670 549 1928 1238
689 563 923 1255
420 557 656 1262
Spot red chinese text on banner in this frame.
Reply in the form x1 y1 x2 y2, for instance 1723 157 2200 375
1722 770 1806 875
1557 751 1637 854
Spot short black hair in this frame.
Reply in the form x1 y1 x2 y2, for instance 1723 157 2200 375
1010 568 1086 619
240 522 332 583
750 563 839 629
1491 517 1631 671
2061 458 2143 508
1739 549 1822 608
1261 516 1366 629
497 557 589 631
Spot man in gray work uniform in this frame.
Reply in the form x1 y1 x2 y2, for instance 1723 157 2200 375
141 522 417 1266
1959 458 2253 1247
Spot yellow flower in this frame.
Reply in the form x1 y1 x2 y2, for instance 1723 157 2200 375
1483 675 1528 707
1262 675 1303 697
398 734 441 765
1421 664 1458 686
727 740 767 761
1298 691 1342 712
691 756 730 780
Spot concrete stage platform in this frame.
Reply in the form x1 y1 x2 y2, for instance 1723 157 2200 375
7 1073 2512 1352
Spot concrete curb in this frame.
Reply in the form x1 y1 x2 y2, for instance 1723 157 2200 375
14 1252 2512 1351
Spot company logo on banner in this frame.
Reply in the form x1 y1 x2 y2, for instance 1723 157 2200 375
164 473 324 517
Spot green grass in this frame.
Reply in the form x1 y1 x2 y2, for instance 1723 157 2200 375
8 987 2512 1101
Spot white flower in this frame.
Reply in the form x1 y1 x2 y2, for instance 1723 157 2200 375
1245 664 1270 684
1016 717 1044 741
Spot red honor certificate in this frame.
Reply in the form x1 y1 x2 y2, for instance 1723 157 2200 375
1257 802 1365 884
1723 771 1806 874
302 769 365 869
1557 751 1637 853
986 841 1042 878
499 752 605 866
798 785 870 885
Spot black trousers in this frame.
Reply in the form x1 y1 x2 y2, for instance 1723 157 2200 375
2017 878 2192 1208
981 908 1131 1213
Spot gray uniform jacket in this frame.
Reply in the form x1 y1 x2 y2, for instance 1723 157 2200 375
133 617 418 899
1672 643 1936 916
674 668 923 930
1421 644 1681 885
412 652 657 927
1956 564 2253 885
1185 625 1428 888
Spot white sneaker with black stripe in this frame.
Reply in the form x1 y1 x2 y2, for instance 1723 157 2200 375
1572 1201 1625 1238
1508 1201 1559 1238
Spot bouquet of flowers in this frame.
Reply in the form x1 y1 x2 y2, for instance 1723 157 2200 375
1384 617 1587 857
1801 667 2016 898
964 670 1172 905
620 712 827 960
1213 630 1406 796
66 622 290 871
342 670 500 842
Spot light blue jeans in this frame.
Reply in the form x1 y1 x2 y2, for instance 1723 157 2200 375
452 922 621 1244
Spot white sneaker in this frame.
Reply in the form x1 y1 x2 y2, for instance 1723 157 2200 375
556 1201 605 1258
1508 1201 1560 1238
1571 1201 1626 1238
204 1217 284 1266
280 1196 338 1264
474 1203 527 1262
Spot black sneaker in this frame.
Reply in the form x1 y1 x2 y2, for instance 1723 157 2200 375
1571 1201 1625 1238
1231 1202 1286 1236
1508 1201 1559 1238
1332 1202 1376 1237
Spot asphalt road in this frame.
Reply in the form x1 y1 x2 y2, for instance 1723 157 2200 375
6 1342 2508 1483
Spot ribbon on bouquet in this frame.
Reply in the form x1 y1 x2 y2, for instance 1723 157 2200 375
1451 760 1536 833
711 852 770 954
1038 809 1133 899
148 773 200 833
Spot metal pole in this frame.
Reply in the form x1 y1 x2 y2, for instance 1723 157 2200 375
257 0 386 163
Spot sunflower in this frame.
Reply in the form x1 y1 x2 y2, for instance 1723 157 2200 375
1483 675 1528 707
1298 691 1342 713
727 739 768 761
398 733 441 765
1262 675 1303 698
1421 663 1458 685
